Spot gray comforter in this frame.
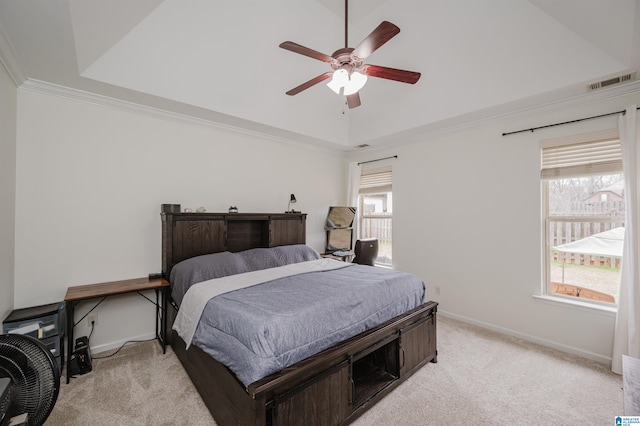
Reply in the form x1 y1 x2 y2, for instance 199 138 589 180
195 265 424 386
171 246 425 387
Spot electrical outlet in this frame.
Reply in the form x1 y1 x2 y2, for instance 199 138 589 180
88 313 98 327
434 286 441 296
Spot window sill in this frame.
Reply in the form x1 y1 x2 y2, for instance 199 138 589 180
532 294 617 317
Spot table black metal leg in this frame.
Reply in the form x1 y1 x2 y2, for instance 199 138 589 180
66 301 75 384
154 288 167 354
161 287 167 353
155 288 159 344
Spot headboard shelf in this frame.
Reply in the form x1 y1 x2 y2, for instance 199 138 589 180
161 212 307 278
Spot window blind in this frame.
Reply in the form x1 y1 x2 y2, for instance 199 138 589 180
359 169 392 194
541 138 622 179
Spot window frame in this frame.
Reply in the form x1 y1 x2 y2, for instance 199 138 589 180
357 165 393 266
540 129 623 307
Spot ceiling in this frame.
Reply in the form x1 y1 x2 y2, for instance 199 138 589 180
1 0 640 151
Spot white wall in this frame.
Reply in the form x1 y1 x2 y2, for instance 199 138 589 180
0 62 16 322
13 80 640 363
14 87 344 351
347 92 640 364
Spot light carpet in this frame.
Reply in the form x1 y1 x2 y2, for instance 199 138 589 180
46 316 622 425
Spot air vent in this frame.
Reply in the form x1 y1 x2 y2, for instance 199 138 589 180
587 71 637 91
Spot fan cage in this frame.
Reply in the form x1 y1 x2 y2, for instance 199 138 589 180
0 334 60 425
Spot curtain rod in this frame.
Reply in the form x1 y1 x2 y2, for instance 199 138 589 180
502 107 640 137
357 155 398 165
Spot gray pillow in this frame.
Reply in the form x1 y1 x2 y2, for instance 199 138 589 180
236 247 282 271
170 245 320 305
170 251 249 305
270 244 321 265
237 245 320 272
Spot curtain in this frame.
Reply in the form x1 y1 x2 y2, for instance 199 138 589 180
347 161 361 241
613 105 640 374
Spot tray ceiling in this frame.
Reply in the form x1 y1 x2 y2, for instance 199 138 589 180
1 0 639 151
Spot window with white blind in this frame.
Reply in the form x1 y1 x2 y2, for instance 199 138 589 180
358 167 392 266
541 132 624 305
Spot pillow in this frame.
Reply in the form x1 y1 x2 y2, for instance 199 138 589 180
237 244 321 272
170 251 249 305
170 245 320 304
270 244 321 265
236 247 282 272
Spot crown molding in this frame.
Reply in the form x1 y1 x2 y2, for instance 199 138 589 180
18 76 640 159
0 22 26 86
349 79 640 154
19 79 347 155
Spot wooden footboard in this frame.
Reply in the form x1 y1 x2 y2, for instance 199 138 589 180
168 299 438 426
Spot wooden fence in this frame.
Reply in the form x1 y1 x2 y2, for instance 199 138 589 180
360 217 392 245
567 200 625 215
359 216 393 264
549 219 624 268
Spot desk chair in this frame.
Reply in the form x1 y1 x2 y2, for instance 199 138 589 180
352 238 379 266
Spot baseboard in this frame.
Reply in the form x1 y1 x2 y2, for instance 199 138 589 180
438 310 613 366
89 332 157 355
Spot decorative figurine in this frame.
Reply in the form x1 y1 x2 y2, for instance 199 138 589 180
228 206 238 213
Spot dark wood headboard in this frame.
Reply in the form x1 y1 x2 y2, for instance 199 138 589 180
161 212 307 279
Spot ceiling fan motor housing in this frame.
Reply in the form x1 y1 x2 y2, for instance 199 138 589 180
330 47 363 73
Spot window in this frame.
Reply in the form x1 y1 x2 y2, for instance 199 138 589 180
541 134 624 305
358 166 392 266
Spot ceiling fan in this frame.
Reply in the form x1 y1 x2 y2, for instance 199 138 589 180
279 0 421 109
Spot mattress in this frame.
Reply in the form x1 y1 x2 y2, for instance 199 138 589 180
171 245 426 387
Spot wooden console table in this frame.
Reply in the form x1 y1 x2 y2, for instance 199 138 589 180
64 277 169 383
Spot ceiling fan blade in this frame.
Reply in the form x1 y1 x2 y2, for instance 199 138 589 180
279 41 334 63
351 21 400 60
346 93 361 109
285 72 334 96
362 64 421 84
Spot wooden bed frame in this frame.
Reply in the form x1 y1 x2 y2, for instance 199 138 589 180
162 211 438 426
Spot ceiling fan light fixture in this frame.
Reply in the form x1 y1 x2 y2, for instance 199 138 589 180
280 0 419 108
343 71 367 96
327 69 349 94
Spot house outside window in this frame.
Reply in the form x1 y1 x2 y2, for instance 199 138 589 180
358 166 392 266
541 133 624 305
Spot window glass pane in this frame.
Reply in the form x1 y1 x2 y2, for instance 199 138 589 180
359 191 392 265
546 173 624 304
362 192 392 215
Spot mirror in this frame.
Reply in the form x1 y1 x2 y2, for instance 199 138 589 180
325 206 356 229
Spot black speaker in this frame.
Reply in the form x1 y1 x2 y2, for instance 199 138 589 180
68 336 92 376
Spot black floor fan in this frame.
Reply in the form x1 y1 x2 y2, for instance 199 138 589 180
0 334 60 425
